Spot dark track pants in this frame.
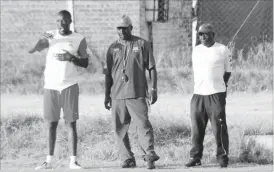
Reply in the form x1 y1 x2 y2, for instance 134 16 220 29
190 92 229 160
111 98 156 161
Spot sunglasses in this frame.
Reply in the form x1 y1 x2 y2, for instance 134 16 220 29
198 32 207 36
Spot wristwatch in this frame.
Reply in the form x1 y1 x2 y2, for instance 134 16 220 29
70 56 76 62
151 88 157 91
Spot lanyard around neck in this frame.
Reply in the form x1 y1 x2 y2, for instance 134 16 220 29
122 41 133 74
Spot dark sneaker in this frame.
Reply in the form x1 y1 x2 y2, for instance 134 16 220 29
143 154 160 169
185 158 201 167
219 158 228 168
121 158 136 168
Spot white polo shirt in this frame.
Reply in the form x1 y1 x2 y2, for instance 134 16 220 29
43 30 86 91
192 42 232 95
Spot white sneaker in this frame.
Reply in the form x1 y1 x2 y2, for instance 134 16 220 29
69 161 82 169
35 162 53 170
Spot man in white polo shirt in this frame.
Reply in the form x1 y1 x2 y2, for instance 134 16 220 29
185 23 232 168
28 10 89 170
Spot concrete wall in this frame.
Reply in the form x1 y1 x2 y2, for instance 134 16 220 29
1 0 143 61
73 0 143 56
151 0 192 60
1 1 66 60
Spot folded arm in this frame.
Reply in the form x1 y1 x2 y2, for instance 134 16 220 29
72 38 89 68
55 38 89 68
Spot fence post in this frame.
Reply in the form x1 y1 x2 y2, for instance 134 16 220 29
192 0 198 48
67 0 75 32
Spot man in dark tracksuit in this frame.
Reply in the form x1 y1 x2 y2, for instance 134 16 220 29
185 23 232 168
103 15 159 170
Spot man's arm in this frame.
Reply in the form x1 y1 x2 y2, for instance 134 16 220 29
149 66 158 104
144 41 158 104
104 47 113 110
150 67 157 90
73 38 89 68
71 57 89 68
28 33 51 53
55 38 89 68
223 72 231 98
223 72 231 87
104 74 113 110
224 47 233 96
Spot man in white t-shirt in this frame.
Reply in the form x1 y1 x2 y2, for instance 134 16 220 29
185 23 232 168
28 10 89 170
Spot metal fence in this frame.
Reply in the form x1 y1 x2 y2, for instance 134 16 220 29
195 0 273 50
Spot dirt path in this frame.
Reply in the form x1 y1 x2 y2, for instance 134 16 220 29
1 165 273 172
1 160 273 172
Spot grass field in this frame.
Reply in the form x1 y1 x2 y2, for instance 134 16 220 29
1 40 272 170
1 42 272 94
1 92 272 170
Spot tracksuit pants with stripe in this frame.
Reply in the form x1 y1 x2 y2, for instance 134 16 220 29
111 98 157 161
190 92 229 160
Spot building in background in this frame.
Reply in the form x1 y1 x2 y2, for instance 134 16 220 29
1 0 272 63
0 0 191 64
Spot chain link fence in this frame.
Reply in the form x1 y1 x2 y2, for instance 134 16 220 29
195 0 273 56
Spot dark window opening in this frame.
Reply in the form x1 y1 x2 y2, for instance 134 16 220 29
157 0 169 22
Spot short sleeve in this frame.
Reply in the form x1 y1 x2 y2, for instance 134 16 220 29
224 47 232 72
77 38 89 59
143 41 156 70
103 46 113 75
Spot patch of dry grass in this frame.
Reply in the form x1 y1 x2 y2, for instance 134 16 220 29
1 42 272 94
1 93 272 165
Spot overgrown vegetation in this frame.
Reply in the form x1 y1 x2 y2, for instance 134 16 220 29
1 113 272 164
1 42 272 94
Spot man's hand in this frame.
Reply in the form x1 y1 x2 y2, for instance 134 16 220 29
104 95 112 110
28 37 49 54
150 89 158 105
28 47 37 54
44 32 54 40
55 49 74 61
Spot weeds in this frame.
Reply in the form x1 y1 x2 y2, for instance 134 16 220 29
1 113 272 164
1 42 272 94
239 137 273 164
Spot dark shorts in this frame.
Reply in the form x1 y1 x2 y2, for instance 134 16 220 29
43 84 79 122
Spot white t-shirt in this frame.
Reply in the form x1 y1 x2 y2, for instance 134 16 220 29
192 42 232 95
43 30 86 91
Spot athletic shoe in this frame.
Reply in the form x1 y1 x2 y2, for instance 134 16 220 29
121 158 136 168
69 161 82 169
219 158 228 168
185 158 202 167
35 162 53 170
143 153 160 169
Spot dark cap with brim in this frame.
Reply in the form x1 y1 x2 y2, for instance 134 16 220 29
198 23 214 33
117 14 132 28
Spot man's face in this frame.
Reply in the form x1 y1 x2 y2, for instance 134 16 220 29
198 32 214 45
57 14 71 34
117 26 132 40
